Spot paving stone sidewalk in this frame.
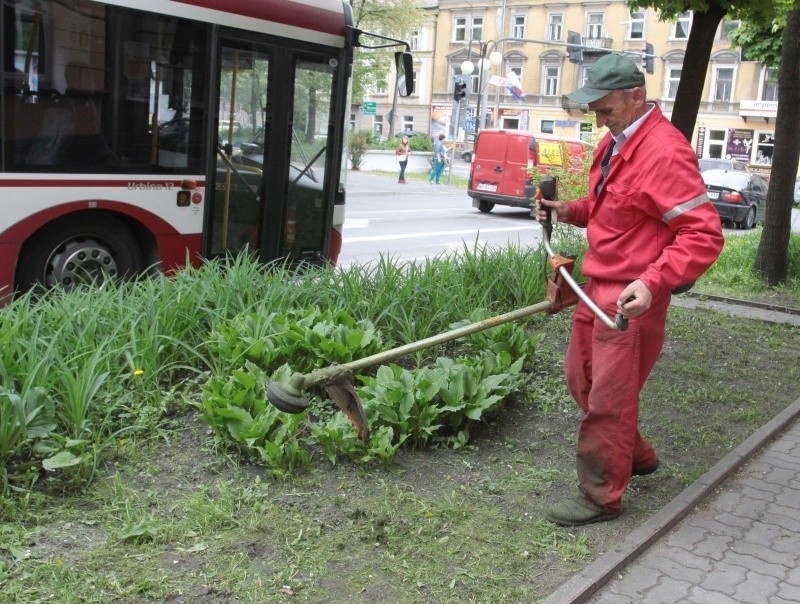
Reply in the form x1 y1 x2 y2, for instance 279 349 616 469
545 398 800 604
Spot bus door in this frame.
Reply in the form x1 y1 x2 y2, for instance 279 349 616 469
207 39 337 264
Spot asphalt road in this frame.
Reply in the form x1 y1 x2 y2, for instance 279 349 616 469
339 170 542 267
339 170 800 268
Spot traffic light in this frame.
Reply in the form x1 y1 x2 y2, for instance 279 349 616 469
567 31 583 64
453 77 468 102
644 42 655 74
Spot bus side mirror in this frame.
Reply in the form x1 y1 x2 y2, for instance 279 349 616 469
395 51 415 97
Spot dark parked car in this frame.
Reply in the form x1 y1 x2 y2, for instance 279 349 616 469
698 158 747 173
703 169 768 230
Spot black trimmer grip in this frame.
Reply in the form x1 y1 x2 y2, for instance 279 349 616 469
615 313 629 331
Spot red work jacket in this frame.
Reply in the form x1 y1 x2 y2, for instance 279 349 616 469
566 103 724 298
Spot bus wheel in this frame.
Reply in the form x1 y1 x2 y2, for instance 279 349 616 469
16 215 143 292
477 200 494 213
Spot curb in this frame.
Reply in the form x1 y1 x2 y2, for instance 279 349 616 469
543 395 800 604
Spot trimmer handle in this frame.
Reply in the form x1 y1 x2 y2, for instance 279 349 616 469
535 175 558 240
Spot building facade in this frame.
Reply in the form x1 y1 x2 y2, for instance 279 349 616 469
353 0 782 174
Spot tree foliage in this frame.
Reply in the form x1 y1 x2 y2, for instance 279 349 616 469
347 0 427 103
632 1 782 141
728 0 795 69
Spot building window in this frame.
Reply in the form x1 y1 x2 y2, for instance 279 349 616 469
579 122 593 142
455 16 483 42
373 115 383 136
707 129 725 158
541 120 555 134
628 9 645 40
375 81 387 95
508 65 523 80
403 115 413 132
472 17 483 41
512 15 526 39
712 67 734 102
720 19 739 40
542 65 560 96
350 113 356 130
671 12 691 39
755 132 774 165
580 63 594 87
665 67 681 99
586 12 604 39
409 30 419 51
547 13 563 41
760 68 778 101
454 17 467 42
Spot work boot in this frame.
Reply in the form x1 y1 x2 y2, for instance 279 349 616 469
545 496 619 527
632 459 659 476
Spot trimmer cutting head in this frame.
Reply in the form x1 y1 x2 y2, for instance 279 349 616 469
266 382 310 414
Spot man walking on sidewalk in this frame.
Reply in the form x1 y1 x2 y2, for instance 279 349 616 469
536 53 724 527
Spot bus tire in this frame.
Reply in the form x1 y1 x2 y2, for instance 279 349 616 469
16 214 143 292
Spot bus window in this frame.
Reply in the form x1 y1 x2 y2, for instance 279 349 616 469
284 59 335 260
209 45 270 255
112 11 207 174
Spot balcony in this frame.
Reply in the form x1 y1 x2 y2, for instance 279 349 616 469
582 36 613 52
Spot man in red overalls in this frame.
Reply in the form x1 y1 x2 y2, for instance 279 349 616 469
538 53 724 526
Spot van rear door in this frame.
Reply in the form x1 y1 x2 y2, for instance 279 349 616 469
469 130 533 206
469 130 508 195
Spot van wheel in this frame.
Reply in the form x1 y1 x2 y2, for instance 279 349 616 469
16 215 143 292
477 200 494 213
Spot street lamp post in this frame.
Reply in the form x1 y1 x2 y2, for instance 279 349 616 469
461 38 513 134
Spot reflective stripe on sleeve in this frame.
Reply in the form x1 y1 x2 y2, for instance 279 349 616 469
662 194 709 223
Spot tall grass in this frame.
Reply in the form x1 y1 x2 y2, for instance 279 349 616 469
0 244 556 497
1 229 797 498
700 230 800 294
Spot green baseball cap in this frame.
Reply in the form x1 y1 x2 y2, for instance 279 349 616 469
566 53 646 104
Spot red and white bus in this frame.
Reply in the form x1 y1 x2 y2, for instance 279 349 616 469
1 0 412 301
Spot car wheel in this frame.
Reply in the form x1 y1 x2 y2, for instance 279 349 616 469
477 200 494 213
737 206 757 230
16 214 143 292
461 152 472 162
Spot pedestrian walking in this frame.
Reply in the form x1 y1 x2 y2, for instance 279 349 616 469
536 53 724 527
429 133 446 184
396 135 410 184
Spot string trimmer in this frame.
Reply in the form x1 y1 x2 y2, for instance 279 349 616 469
266 175 627 440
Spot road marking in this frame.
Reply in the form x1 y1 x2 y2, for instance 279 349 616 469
343 225 538 243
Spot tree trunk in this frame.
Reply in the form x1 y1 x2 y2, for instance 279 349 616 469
753 8 800 285
306 87 317 144
670 5 725 142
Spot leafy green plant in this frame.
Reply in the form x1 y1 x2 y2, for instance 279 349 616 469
0 387 56 494
206 308 383 376
528 139 593 203
199 363 309 477
315 315 534 462
347 129 373 170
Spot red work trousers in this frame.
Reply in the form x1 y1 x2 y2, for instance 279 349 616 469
564 279 670 513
